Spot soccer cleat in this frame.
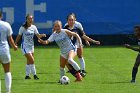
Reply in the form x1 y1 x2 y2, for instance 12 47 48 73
75 72 82 81
25 76 31 79
131 79 135 83
34 75 39 80
82 70 87 73
80 72 86 77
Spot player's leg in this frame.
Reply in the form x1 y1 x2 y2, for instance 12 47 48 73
66 63 77 77
25 53 39 80
66 63 86 77
131 54 140 83
2 54 12 93
60 56 67 79
77 47 86 73
67 50 82 81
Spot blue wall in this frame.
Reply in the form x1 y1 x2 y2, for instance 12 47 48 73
0 0 140 35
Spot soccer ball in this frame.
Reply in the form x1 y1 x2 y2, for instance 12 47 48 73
60 76 70 85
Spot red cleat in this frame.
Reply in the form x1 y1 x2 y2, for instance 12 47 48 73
75 72 82 81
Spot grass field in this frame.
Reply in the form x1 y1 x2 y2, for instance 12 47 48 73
1 46 140 93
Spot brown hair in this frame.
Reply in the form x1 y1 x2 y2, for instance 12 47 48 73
66 13 76 21
22 14 32 29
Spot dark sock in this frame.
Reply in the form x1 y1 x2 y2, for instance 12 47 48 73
69 69 77 77
132 67 138 80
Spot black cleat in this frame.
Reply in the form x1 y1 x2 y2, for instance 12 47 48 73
131 79 135 83
82 70 87 73
25 76 31 79
80 72 86 77
34 75 39 80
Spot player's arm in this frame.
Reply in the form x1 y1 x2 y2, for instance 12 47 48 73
38 38 50 45
36 34 46 38
8 36 18 51
82 35 100 45
15 35 22 45
65 30 82 46
124 44 140 52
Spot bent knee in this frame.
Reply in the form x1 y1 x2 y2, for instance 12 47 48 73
68 57 73 64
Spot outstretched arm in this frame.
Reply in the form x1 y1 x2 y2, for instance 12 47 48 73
8 36 18 51
38 38 50 45
36 34 46 38
65 30 82 46
124 44 140 52
82 35 100 45
15 35 21 45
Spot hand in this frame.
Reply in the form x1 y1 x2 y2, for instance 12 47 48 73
14 45 18 51
85 41 90 46
38 38 43 44
95 41 100 45
42 34 46 38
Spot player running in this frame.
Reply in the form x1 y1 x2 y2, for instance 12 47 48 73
124 25 140 83
0 11 17 93
64 13 100 73
15 14 46 80
38 20 83 81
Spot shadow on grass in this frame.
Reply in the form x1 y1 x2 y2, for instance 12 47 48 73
33 81 58 84
37 72 59 74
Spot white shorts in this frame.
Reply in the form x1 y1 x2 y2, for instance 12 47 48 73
21 46 34 55
61 50 77 59
0 52 11 64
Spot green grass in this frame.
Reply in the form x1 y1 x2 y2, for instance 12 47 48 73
1 46 140 93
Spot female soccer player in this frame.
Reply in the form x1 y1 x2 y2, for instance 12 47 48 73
15 14 46 80
124 25 140 83
64 13 100 73
38 20 83 81
0 11 17 93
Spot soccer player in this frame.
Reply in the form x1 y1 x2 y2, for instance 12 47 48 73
124 25 140 83
64 13 100 73
15 14 46 80
0 11 17 93
38 20 83 81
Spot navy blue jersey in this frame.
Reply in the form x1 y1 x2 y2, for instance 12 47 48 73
64 21 85 45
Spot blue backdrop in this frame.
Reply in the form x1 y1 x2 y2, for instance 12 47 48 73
0 0 140 35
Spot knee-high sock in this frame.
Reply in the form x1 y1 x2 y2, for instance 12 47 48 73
68 57 80 71
30 64 36 75
60 67 65 78
26 64 31 76
69 69 77 77
79 57 85 70
132 67 138 80
5 72 12 93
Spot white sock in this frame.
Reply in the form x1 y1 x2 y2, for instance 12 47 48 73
60 67 65 78
5 72 12 93
79 57 85 70
68 57 80 71
30 64 36 75
26 65 31 76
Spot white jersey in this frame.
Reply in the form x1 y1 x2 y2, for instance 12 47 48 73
18 25 39 48
0 20 13 54
48 29 76 54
